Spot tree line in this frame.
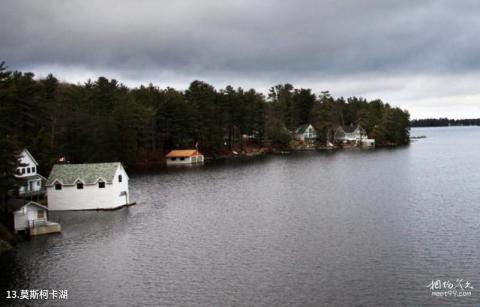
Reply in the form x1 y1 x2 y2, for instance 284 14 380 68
410 118 480 127
0 61 410 204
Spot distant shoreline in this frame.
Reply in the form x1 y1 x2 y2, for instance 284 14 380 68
410 118 480 127
411 125 480 128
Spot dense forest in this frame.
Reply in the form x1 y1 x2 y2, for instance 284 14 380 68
0 61 410 204
410 118 480 127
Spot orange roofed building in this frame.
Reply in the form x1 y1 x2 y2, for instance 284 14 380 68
166 150 204 166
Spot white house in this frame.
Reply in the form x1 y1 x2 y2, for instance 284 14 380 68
335 126 366 142
46 162 131 211
10 200 61 236
294 124 317 142
166 150 204 166
334 125 375 148
16 149 46 196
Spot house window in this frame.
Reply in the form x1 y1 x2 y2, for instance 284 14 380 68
118 175 122 182
77 182 83 189
55 183 62 190
171 158 176 161
98 182 105 188
37 210 44 219
180 157 185 161
17 169 21 175
37 181 41 186
32 167 35 173
21 168 25 174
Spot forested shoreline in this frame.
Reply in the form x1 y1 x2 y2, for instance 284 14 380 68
0 61 410 203
410 118 480 127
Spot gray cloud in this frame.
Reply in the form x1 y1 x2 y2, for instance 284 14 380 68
2 0 480 118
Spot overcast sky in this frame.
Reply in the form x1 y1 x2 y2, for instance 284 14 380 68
2 0 480 118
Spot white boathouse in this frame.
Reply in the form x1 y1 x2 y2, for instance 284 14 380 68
46 162 131 211
166 150 204 166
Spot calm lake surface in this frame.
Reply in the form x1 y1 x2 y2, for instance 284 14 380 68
2 127 480 306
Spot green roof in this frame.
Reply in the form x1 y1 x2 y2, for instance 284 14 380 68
47 163 121 186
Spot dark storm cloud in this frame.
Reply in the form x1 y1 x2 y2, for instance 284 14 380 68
2 0 480 76
2 0 480 118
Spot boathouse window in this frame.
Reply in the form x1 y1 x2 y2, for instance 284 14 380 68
27 167 31 174
21 168 25 174
32 167 35 173
118 175 122 182
55 183 62 190
180 157 185 161
77 182 83 189
171 158 176 161
37 210 44 219
37 181 40 186
98 182 105 188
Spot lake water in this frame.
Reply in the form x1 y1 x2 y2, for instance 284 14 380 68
2 127 480 306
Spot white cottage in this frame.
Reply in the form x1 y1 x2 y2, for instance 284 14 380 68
335 126 366 142
16 149 46 196
334 125 375 148
46 162 131 211
294 124 317 142
166 150 204 166
10 200 61 235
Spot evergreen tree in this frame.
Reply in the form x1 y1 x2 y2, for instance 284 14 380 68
0 62 20 209
0 60 411 177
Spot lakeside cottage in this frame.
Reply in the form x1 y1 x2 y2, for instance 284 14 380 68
16 149 46 197
8 200 61 236
166 150 204 166
295 124 317 142
335 125 375 148
335 126 365 142
46 162 130 211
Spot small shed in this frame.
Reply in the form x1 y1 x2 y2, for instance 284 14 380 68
361 138 375 148
10 200 61 236
166 150 204 166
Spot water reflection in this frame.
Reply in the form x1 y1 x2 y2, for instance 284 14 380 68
1 127 480 306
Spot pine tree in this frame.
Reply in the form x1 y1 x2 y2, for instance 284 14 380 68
0 62 20 209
